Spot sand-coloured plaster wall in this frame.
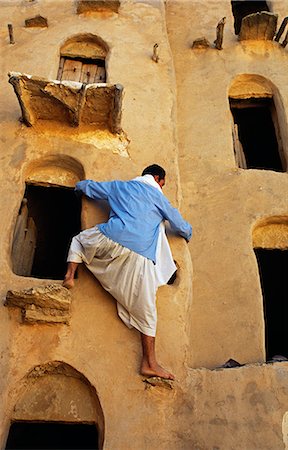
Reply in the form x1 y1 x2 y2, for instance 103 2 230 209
166 0 288 368
0 1 193 448
2 0 288 449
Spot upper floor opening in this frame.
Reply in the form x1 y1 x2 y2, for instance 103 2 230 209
253 217 288 361
12 156 84 280
229 74 287 172
57 34 109 83
231 0 270 35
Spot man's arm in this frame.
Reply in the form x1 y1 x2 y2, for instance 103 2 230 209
158 195 192 241
75 180 112 201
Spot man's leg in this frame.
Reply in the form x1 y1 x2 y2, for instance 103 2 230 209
140 333 175 380
63 262 79 289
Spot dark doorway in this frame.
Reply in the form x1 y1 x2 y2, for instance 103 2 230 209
12 183 81 280
5 421 99 450
230 98 284 171
231 1 269 34
254 248 288 360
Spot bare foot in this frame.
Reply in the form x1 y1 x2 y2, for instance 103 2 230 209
141 361 175 380
62 277 75 289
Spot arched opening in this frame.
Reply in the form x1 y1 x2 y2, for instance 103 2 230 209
58 34 109 84
12 156 84 279
253 217 288 361
5 361 104 450
231 0 270 35
229 74 287 172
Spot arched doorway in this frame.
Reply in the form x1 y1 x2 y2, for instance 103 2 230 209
5 362 104 449
253 217 288 360
11 155 84 279
229 74 287 172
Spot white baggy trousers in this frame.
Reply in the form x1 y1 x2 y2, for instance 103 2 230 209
68 227 160 336
67 222 176 337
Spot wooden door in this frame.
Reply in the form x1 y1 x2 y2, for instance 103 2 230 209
232 120 247 169
12 199 37 276
61 59 82 82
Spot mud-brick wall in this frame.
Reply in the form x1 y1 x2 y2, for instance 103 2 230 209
166 0 288 368
2 1 288 449
0 1 192 449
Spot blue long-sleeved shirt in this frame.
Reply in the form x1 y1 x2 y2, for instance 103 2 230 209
75 178 192 262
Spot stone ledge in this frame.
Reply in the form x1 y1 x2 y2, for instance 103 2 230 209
8 72 123 134
143 377 174 390
25 15 48 28
5 284 71 324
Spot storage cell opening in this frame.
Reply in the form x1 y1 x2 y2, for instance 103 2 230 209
12 183 81 280
254 248 288 361
230 97 285 171
231 1 270 34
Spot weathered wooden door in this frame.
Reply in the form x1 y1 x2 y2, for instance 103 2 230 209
12 199 37 276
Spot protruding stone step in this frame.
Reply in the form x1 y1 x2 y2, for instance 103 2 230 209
143 376 174 390
5 284 71 324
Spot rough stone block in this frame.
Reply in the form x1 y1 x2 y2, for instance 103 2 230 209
23 304 71 324
192 37 210 49
5 284 71 311
143 377 174 390
25 15 48 28
5 284 71 324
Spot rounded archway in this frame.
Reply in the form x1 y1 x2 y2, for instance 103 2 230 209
12 155 84 279
228 74 288 172
24 154 85 188
252 216 288 361
6 361 104 449
58 34 109 84
253 215 288 250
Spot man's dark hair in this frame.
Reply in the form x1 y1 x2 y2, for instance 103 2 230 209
142 164 166 180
